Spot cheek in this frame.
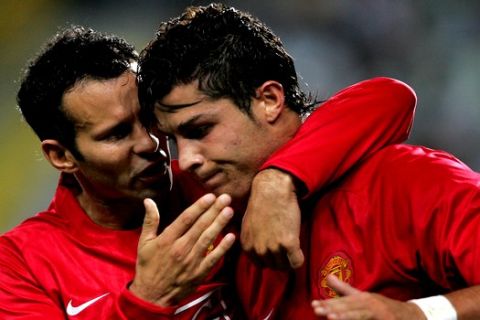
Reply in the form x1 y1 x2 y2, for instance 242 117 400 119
81 146 132 175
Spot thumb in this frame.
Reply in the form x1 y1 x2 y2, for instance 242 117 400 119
139 198 160 244
326 274 361 296
287 247 305 269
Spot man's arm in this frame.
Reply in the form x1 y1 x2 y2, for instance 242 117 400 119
312 275 480 320
242 77 417 269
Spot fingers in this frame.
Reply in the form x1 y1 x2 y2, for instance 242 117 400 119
164 193 217 237
199 233 236 272
163 193 235 270
287 246 305 269
312 299 373 320
326 274 361 296
182 194 232 244
191 205 236 265
139 198 161 244
312 297 376 320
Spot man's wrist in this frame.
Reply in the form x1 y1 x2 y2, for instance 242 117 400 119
256 168 305 196
408 295 457 320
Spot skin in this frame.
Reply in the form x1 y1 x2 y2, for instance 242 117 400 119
40 71 236 306
154 80 305 270
312 275 480 320
154 80 301 210
311 275 426 320
242 168 304 268
43 71 170 228
154 79 480 318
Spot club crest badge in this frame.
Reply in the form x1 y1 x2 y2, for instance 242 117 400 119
317 252 353 298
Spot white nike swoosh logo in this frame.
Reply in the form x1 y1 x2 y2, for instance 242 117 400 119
66 293 109 316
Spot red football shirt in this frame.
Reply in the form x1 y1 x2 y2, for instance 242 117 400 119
0 77 415 319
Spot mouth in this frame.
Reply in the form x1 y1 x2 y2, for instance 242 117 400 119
197 169 224 190
137 161 169 182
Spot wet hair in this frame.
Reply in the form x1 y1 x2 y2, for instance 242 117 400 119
17 25 137 159
138 3 312 120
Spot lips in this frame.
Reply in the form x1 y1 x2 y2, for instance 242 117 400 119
137 161 169 180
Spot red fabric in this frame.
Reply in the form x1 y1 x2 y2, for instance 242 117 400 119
0 77 418 319
236 78 423 319
261 77 416 198
0 163 237 319
273 145 479 319
240 109 480 319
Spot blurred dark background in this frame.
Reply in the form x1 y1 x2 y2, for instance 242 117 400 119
1 0 479 232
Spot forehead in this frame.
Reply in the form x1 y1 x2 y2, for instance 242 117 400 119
62 72 138 127
158 81 204 109
155 82 237 132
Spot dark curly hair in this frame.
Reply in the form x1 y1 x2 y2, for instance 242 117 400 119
138 3 312 121
17 25 137 159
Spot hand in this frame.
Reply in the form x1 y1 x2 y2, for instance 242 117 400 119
130 193 236 306
240 169 304 269
311 275 426 319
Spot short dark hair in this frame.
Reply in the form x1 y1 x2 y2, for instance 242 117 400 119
17 25 137 159
138 3 312 119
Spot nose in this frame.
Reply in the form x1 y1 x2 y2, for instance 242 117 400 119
135 127 168 159
176 138 204 172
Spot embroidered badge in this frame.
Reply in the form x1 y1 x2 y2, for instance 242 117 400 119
318 252 353 298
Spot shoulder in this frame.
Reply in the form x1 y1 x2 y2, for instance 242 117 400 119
347 144 479 194
371 144 474 176
0 212 62 269
1 211 59 250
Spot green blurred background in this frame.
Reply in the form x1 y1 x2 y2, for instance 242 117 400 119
1 0 479 233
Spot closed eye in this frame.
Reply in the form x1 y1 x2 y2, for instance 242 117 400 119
101 123 132 141
181 124 213 140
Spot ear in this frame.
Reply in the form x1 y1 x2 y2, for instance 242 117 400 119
41 139 79 173
255 80 286 123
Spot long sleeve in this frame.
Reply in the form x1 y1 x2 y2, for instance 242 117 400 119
261 77 416 198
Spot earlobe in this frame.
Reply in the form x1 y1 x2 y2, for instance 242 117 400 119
41 140 78 173
256 80 285 123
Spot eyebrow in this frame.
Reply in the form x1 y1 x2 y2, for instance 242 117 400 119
156 99 204 112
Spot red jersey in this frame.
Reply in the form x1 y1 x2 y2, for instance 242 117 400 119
237 83 479 318
0 167 239 319
0 77 415 319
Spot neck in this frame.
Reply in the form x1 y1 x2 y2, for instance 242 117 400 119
76 190 145 230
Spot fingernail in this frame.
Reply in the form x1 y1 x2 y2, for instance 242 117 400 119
315 306 327 315
218 194 231 205
203 193 216 204
222 207 234 218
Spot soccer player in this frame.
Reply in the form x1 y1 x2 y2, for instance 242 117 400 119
138 3 480 319
0 23 413 319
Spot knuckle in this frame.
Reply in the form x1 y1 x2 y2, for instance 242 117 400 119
170 243 188 262
179 212 196 226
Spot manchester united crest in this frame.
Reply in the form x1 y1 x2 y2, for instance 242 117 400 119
318 252 353 298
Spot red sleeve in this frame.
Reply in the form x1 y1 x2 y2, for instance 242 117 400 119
261 77 416 198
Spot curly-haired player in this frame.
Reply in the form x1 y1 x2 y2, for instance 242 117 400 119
138 3 480 319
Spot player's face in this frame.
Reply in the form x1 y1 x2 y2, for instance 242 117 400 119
63 71 171 201
154 81 274 203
